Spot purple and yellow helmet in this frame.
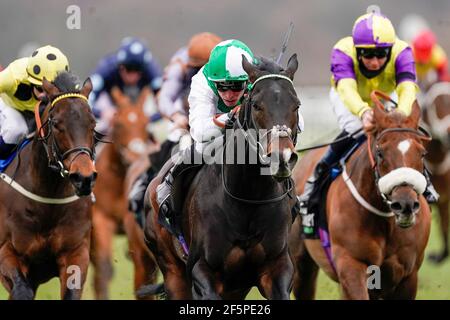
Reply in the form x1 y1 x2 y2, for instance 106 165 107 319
352 13 396 48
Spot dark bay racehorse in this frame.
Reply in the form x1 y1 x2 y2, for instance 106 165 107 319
290 94 431 299
0 73 97 299
144 54 300 299
91 87 158 299
421 82 450 263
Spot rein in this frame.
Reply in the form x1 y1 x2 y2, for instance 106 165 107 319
221 74 297 205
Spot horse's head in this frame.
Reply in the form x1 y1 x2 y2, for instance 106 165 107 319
423 82 450 147
110 87 151 165
242 54 300 181
371 98 431 228
41 72 97 196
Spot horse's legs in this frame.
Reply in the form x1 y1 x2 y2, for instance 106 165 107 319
429 200 449 263
91 209 116 299
57 242 90 300
257 251 294 300
384 272 418 300
163 268 192 300
335 253 369 300
123 211 158 300
292 243 319 300
0 244 34 300
191 258 221 300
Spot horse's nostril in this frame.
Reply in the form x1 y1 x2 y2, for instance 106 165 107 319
413 201 420 211
92 172 98 181
69 172 83 184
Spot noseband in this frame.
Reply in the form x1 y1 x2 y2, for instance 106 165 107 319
35 93 96 178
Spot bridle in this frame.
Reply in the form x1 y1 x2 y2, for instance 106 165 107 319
221 74 299 204
35 93 98 178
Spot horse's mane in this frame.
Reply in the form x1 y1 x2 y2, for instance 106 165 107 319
255 55 284 74
53 71 81 93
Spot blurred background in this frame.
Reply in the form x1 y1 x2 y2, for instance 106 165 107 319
1 0 449 85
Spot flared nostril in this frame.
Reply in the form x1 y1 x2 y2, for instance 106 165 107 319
413 201 420 211
69 172 83 185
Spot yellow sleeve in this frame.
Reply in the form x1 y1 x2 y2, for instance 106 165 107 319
0 66 16 94
396 81 418 116
336 78 370 117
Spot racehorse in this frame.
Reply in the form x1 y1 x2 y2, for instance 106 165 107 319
290 93 431 299
144 54 300 299
421 82 450 263
0 73 97 299
90 87 159 299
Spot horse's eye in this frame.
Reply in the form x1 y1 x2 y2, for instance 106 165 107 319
252 103 262 111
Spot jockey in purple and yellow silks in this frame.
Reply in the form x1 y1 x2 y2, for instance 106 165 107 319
298 12 438 237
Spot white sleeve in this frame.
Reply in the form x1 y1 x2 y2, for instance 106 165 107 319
188 70 223 143
157 62 184 117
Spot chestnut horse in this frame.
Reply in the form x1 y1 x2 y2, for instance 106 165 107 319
290 95 431 299
0 73 97 299
144 54 300 299
421 82 450 263
90 87 158 299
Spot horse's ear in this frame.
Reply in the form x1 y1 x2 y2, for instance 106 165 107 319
373 102 387 130
283 53 298 80
136 86 150 111
242 54 259 83
80 78 92 98
110 86 128 109
42 77 59 97
407 100 421 129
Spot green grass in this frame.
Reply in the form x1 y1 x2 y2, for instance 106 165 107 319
1 211 449 300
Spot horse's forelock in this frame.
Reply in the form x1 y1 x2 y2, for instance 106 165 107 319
52 71 81 94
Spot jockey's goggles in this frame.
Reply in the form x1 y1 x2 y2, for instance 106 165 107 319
215 81 246 92
359 47 390 59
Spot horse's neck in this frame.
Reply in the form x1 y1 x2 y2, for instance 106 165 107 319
346 142 387 211
103 142 127 176
223 159 279 199
27 139 75 196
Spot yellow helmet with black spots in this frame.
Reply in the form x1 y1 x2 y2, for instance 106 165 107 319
26 45 70 85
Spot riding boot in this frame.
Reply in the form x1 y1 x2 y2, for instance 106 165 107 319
297 154 332 235
0 136 17 159
128 167 157 228
156 144 203 230
423 168 440 204
298 130 359 236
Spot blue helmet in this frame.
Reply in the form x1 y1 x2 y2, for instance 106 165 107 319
116 37 153 70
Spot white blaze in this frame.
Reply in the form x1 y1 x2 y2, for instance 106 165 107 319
398 139 411 156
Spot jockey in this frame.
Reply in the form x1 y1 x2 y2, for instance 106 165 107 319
155 39 256 223
158 32 222 141
128 32 222 223
298 12 439 236
89 37 163 134
0 45 69 157
412 30 450 85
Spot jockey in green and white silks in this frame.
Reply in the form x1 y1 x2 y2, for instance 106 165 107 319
188 39 256 154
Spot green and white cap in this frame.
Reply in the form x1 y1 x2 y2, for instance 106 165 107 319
205 39 255 82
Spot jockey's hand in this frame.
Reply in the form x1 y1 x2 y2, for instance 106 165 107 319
362 109 376 134
171 112 189 129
